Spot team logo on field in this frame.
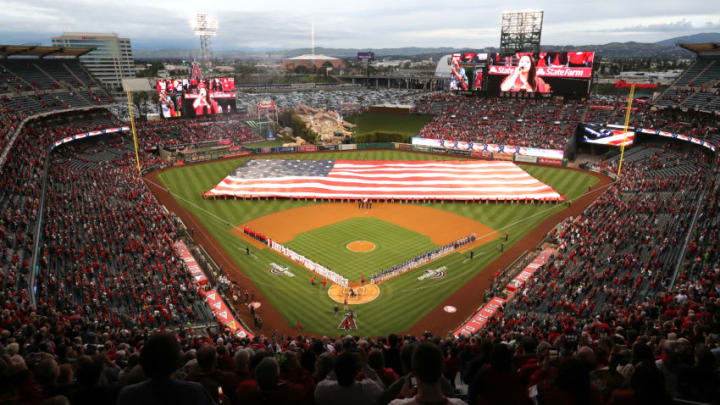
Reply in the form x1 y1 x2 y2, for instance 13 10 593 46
269 263 295 277
418 266 447 280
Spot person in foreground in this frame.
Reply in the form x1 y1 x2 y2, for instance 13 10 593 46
116 332 215 405
390 342 467 405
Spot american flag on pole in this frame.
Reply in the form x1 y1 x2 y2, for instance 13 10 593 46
204 160 564 201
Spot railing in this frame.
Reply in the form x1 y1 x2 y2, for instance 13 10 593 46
27 145 52 307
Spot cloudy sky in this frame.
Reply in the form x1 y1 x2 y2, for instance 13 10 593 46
1 0 719 50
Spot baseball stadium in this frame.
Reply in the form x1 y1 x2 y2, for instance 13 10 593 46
1 5 720 405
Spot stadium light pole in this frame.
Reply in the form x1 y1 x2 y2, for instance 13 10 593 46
616 83 635 178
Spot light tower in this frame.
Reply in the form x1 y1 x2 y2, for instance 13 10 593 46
191 13 218 64
500 10 543 54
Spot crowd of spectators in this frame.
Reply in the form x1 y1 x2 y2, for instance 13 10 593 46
415 94 586 150
414 94 720 151
1 69 719 405
135 118 262 149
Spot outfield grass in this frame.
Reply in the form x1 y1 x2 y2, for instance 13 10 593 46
157 150 598 336
285 217 438 280
347 112 433 136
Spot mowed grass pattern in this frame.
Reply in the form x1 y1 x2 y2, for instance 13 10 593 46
285 218 438 281
157 150 599 336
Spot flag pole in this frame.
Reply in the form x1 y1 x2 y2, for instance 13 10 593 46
126 88 142 175
616 83 635 178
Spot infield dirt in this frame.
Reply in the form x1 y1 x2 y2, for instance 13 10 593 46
234 202 499 250
146 158 611 337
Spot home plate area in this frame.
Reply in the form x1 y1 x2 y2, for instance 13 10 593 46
328 283 380 305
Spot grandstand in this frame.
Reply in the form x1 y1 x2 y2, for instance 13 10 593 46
654 42 720 112
0 33 719 405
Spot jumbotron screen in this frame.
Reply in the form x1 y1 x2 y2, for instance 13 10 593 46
449 53 486 91
486 51 594 96
156 77 237 118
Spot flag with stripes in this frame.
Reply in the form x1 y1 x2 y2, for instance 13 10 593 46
204 160 564 201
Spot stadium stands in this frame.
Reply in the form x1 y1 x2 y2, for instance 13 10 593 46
653 47 720 111
136 118 262 148
416 94 584 149
0 52 719 405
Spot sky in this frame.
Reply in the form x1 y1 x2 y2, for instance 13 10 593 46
1 0 719 50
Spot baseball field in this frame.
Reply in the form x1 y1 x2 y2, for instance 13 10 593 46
150 150 601 336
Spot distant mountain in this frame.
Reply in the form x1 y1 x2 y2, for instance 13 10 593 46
135 39 710 60
655 33 720 46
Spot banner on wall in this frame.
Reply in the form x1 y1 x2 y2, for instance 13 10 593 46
453 249 555 337
52 126 130 150
173 241 253 339
412 137 564 160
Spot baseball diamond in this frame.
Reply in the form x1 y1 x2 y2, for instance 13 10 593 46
153 150 601 336
6 7 720 404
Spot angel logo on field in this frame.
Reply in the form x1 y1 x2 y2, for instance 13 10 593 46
338 310 357 330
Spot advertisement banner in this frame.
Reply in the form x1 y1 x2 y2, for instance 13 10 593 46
225 151 251 158
204 289 253 339
396 143 412 150
299 145 318 152
517 147 564 160
277 146 297 153
431 147 448 154
506 249 555 292
637 128 717 152
538 157 563 166
453 249 555 337
339 144 357 150
471 150 492 159
452 149 472 156
320 145 338 151
52 126 130 150
412 137 443 148
494 153 514 161
453 297 506 337
413 145 431 152
173 241 209 286
514 154 538 163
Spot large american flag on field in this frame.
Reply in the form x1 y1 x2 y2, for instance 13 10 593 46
204 160 564 201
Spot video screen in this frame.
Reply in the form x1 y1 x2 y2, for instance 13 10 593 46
449 54 470 91
582 124 634 147
156 77 237 118
450 53 486 91
486 51 594 95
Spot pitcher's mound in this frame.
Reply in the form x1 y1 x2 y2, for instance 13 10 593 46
346 240 376 252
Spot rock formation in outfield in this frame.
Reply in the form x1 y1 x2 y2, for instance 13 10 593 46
294 104 355 144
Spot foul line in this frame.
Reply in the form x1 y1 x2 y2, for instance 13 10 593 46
145 174 615 291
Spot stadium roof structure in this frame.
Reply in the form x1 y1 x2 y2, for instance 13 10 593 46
286 54 340 60
679 43 720 55
0 44 93 58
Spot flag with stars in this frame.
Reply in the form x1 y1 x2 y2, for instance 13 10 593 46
204 159 564 201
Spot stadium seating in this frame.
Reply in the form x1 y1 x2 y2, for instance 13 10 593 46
136 118 263 148
0 65 719 405
654 56 720 111
416 94 584 149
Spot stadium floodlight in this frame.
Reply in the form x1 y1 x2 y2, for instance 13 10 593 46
500 10 543 54
191 13 218 63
